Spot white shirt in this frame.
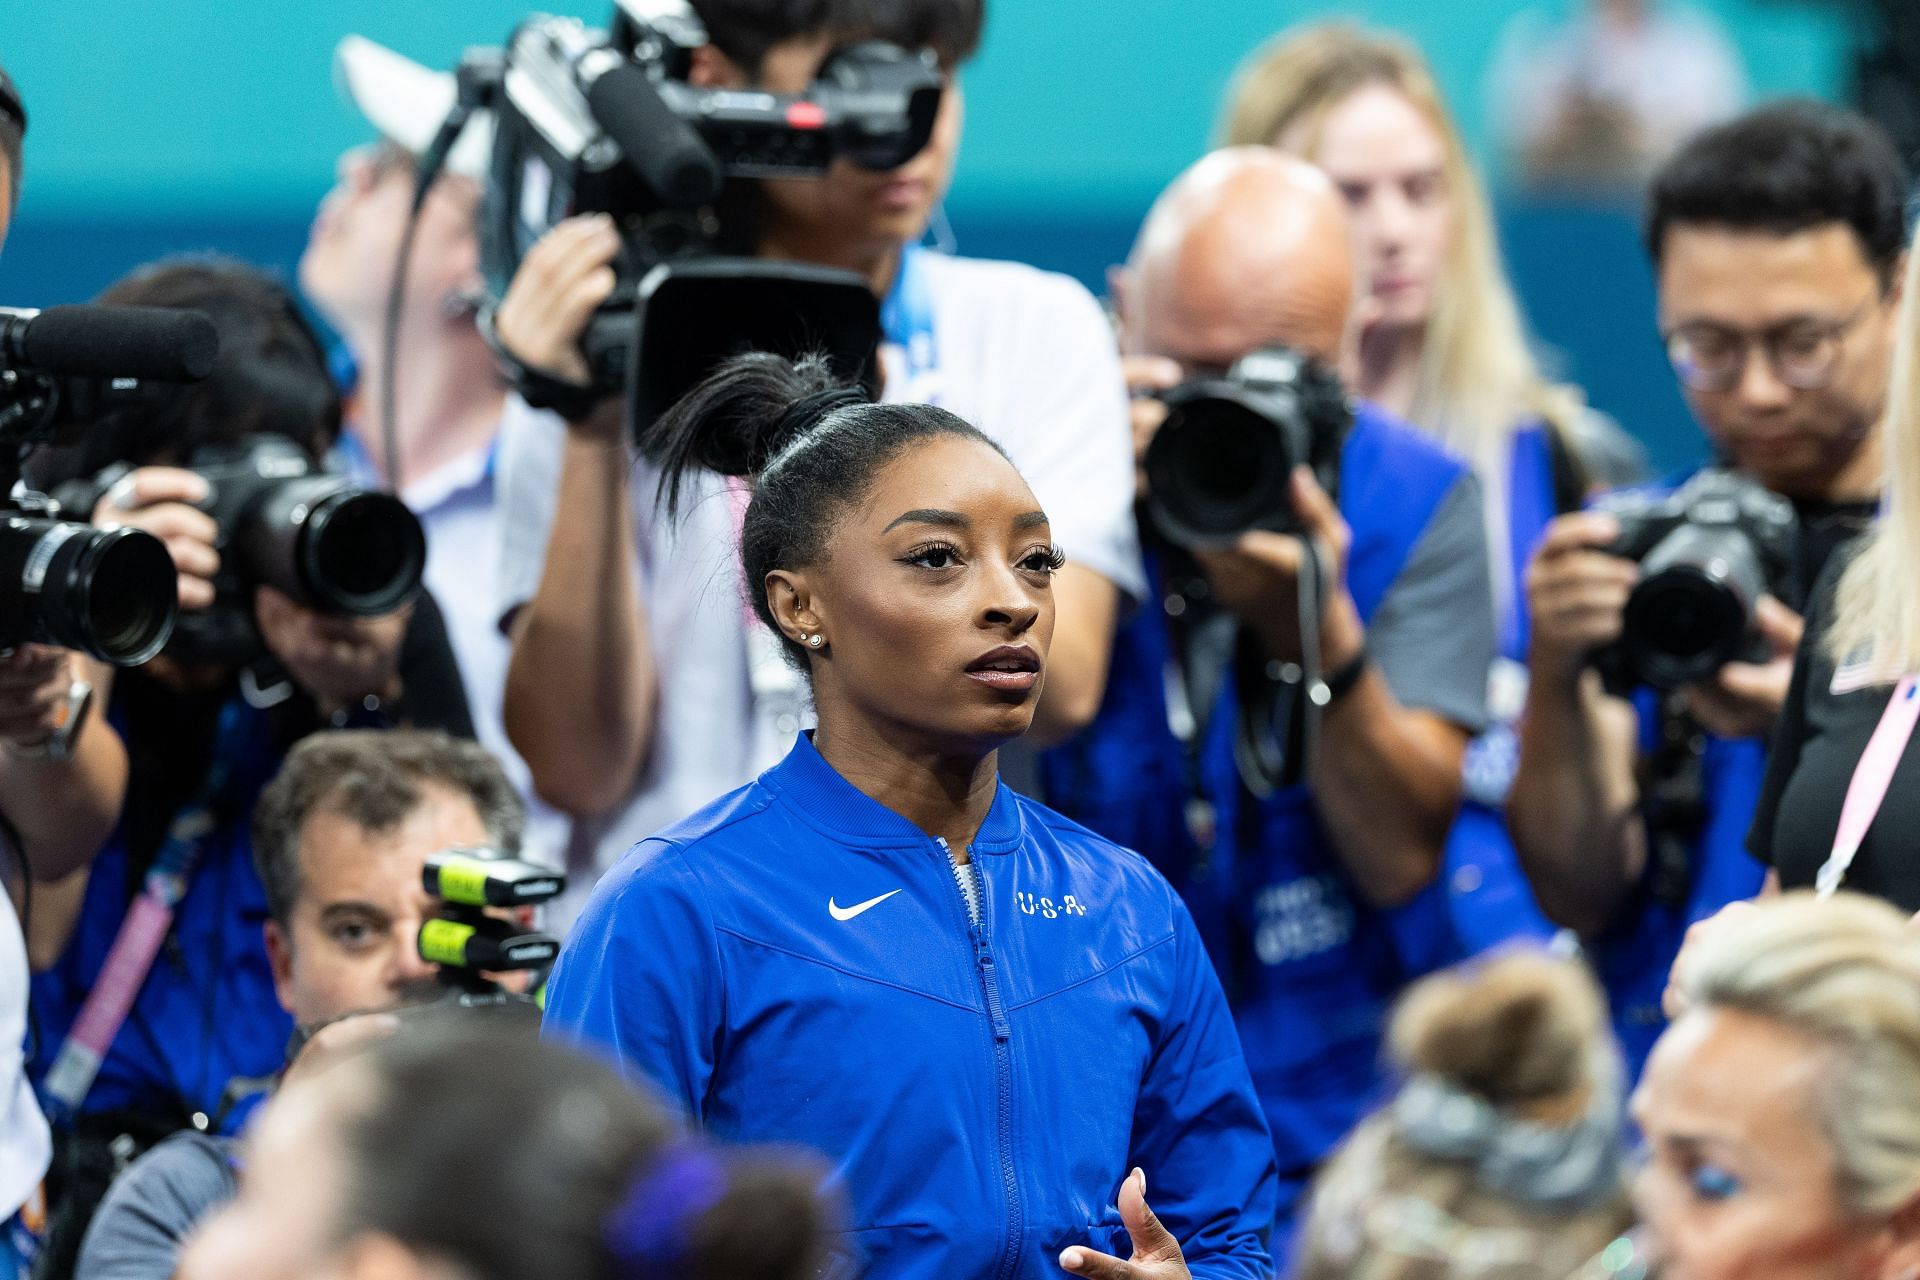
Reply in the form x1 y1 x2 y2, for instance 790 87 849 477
348 429 570 868
1 897 49 1219
1490 2 1747 177
495 251 1142 929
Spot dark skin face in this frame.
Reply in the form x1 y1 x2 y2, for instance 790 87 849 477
764 434 1059 845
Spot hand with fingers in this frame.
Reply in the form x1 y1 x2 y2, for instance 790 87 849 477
89 467 220 610
0 645 85 751
492 212 624 432
1190 466 1361 668
1060 1168 1190 1280
1525 511 1638 683
255 586 411 715
1682 595 1803 739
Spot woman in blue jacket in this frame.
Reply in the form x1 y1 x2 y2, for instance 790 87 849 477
542 352 1279 1280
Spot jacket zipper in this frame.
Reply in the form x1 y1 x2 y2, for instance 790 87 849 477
939 836 1021 1280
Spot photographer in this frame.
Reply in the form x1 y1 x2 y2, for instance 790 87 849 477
1042 148 1496 1256
70 730 533 1280
0 63 136 1280
21 260 472 1256
302 37 565 860
1507 102 1903 1075
491 0 1141 922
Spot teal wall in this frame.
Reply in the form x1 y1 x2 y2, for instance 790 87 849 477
1 0 1861 219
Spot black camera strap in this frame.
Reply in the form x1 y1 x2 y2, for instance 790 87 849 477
1641 693 1709 909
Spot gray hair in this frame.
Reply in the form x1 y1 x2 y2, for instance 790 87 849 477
251 730 526 927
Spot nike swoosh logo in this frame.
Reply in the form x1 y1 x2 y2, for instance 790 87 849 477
829 889 903 922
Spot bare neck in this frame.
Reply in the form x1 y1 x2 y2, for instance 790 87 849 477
348 323 506 493
810 710 1000 856
1356 321 1425 421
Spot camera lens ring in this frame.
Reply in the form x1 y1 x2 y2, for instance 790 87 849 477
296 490 426 616
62 525 178 666
1620 565 1751 689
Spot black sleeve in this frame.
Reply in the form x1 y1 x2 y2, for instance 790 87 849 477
1747 561 1837 865
398 589 476 739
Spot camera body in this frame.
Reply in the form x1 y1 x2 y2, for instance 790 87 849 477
0 304 217 666
1142 347 1352 549
477 0 943 436
418 848 566 996
1592 468 1800 690
58 436 427 667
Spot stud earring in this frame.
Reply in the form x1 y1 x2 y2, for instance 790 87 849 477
806 633 825 649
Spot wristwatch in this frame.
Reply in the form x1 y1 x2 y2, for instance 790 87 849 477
8 676 95 762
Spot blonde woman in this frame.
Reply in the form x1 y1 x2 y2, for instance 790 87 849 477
1638 891 1920 1279
1296 949 1634 1280
1219 24 1643 954
1748 240 1920 909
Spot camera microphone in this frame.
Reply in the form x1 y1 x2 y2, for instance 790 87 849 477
0 305 219 382
577 52 721 208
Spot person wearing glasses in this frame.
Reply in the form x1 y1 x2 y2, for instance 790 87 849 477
1507 101 1907 1079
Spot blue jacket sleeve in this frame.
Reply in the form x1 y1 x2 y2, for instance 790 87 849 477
1130 895 1279 1280
541 840 724 1120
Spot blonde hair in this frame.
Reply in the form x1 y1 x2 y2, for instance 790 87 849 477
1220 25 1586 600
1676 891 1920 1217
1829 243 1919 675
1295 951 1633 1280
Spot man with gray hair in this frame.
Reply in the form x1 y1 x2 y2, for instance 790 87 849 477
1043 148 1497 1259
70 731 533 1280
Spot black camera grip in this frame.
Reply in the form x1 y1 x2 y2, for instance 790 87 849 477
584 62 721 209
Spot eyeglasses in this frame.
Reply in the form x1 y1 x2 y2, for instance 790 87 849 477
1663 295 1881 394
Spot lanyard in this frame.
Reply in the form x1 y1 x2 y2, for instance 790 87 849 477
41 701 251 1118
1815 675 1920 897
880 243 942 405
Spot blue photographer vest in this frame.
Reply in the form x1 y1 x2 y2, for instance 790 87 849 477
30 694 292 1133
1440 425 1562 956
1041 402 1470 1246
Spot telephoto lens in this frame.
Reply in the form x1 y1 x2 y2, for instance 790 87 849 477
238 476 425 617
1143 347 1351 549
193 438 426 617
0 515 176 665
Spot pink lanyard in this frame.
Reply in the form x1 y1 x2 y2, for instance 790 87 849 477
1816 676 1920 896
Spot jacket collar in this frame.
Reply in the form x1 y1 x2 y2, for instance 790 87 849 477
762 733 1026 856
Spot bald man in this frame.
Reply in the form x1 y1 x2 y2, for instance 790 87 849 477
1041 149 1496 1255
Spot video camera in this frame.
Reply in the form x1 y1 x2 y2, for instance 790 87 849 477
472 0 943 437
418 848 566 997
55 437 426 667
0 305 216 666
1592 468 1800 690
1142 347 1352 549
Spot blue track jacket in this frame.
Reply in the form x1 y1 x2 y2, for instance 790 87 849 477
544 734 1279 1280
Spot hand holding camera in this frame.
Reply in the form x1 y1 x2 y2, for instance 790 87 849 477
89 467 219 609
490 212 623 428
1527 469 1803 726
1191 467 1363 669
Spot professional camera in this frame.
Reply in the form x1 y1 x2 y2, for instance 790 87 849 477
0 304 216 665
1592 468 1800 690
1142 347 1352 549
418 848 566 997
472 0 943 436
55 436 427 666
